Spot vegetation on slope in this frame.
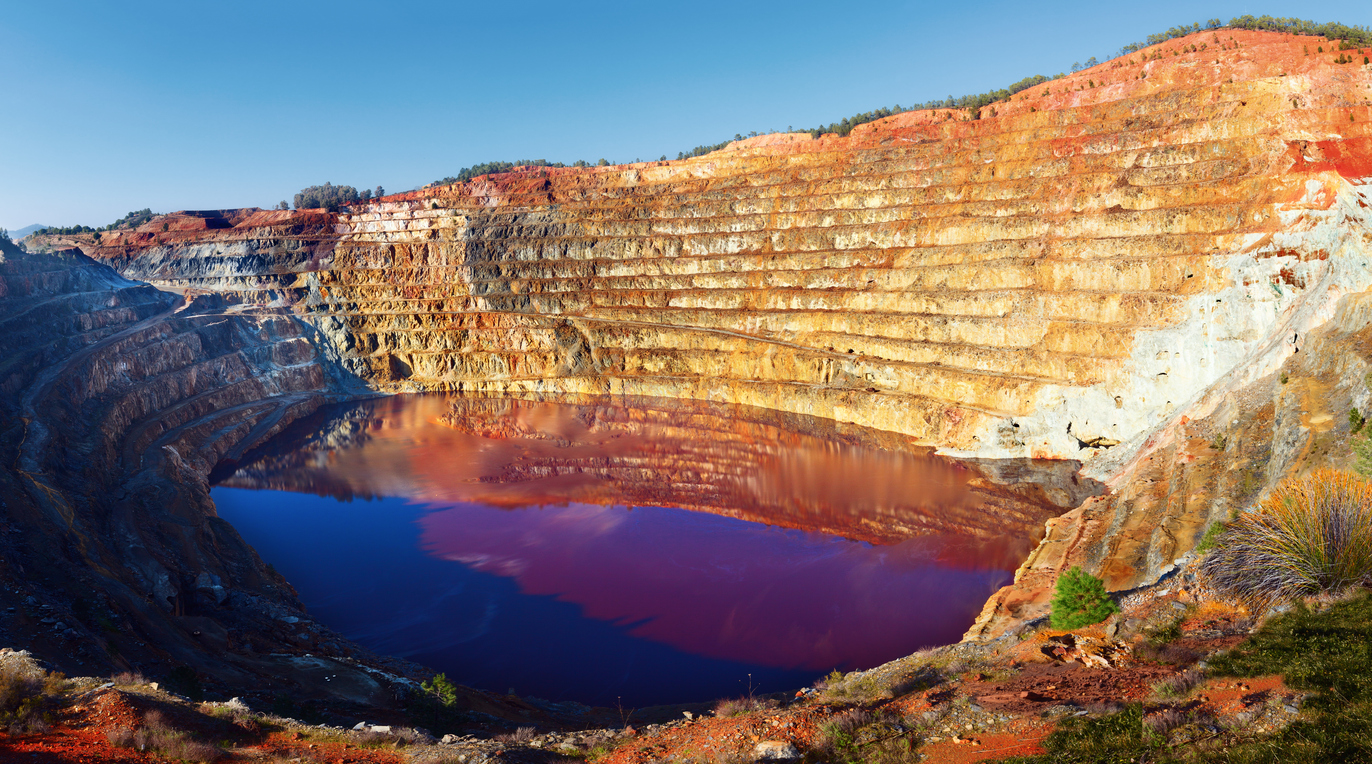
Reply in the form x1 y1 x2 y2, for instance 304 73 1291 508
1203 470 1372 610
1003 592 1372 763
293 183 385 212
34 208 158 237
433 158 612 187
423 15 1369 188
1049 566 1119 630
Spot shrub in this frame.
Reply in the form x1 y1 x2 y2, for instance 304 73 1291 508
1202 469 1372 609
1142 707 1188 734
0 661 65 733
814 669 896 703
294 183 372 212
1354 408 1366 434
494 726 537 743
433 160 571 187
108 711 223 762
1049 566 1119 630
409 672 470 735
422 672 458 706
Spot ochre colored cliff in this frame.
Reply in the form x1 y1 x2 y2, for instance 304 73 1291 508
12 29 1372 661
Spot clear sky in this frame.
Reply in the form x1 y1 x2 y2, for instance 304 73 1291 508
2 0 1368 230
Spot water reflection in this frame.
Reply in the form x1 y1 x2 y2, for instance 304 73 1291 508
213 394 1070 704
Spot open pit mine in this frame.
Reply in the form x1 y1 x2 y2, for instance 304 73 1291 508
5 29 1372 710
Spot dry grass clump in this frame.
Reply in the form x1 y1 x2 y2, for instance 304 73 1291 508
106 709 223 762
812 708 921 764
815 670 892 703
199 702 261 734
1141 707 1188 735
1151 668 1205 698
0 660 66 733
354 726 431 748
494 725 538 743
712 694 780 717
112 671 149 686
1203 469 1372 609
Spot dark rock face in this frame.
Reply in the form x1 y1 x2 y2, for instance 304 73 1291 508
0 239 417 701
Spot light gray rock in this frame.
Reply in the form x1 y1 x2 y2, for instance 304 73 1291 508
753 741 800 760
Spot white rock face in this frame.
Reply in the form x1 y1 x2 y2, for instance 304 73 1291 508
963 175 1372 474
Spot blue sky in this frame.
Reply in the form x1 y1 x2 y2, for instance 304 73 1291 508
2 1 1368 230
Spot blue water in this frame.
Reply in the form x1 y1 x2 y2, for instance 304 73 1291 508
214 488 825 706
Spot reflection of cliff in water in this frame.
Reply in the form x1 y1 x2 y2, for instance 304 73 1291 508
216 394 1101 562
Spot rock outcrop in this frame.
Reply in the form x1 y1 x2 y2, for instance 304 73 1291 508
11 29 1372 667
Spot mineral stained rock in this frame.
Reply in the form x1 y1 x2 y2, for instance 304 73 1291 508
10 29 1372 667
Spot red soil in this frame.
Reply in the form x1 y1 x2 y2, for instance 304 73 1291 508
0 687 406 764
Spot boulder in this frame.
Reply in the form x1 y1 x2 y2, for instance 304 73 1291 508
754 741 800 760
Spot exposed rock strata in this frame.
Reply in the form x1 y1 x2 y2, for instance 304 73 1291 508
80 32 1372 471
11 29 1372 667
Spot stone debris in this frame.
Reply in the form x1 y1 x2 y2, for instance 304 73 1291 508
1039 634 1131 668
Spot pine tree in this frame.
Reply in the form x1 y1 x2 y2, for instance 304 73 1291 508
1050 566 1119 630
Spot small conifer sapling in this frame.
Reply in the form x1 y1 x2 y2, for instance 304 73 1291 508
1050 566 1119 630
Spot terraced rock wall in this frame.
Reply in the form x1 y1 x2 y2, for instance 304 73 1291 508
88 31 1372 469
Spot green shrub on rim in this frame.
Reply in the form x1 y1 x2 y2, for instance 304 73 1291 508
1050 566 1119 630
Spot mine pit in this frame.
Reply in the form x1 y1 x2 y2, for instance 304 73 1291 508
209 393 1082 706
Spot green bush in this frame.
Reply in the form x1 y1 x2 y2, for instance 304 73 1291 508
410 672 470 735
294 183 372 212
1050 566 1119 630
423 672 458 706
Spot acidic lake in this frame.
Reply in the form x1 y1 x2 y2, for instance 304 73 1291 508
210 394 1059 707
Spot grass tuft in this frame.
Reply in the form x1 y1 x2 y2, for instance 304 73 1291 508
494 726 538 743
106 710 224 762
1203 469 1372 609
1151 668 1205 698
712 695 778 717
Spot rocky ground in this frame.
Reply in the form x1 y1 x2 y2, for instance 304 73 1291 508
0 558 1318 764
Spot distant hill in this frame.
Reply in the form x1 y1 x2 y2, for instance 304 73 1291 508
9 224 49 240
